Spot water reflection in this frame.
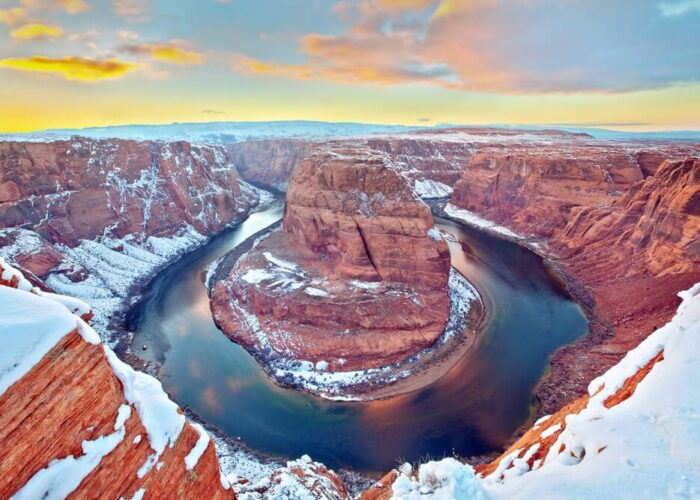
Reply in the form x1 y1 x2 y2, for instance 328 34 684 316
128 202 588 474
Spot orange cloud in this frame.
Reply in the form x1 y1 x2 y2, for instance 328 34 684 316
0 56 139 81
60 0 90 13
0 7 27 26
120 40 203 65
377 0 436 10
10 23 65 40
113 0 149 22
19 0 91 14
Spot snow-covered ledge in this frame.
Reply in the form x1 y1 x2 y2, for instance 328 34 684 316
443 203 523 240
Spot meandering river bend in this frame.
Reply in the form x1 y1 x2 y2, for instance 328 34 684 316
127 199 587 474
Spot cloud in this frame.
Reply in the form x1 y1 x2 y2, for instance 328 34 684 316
376 0 436 10
202 109 225 114
418 117 431 122
0 7 27 26
120 40 204 65
19 0 90 14
658 0 700 16
60 0 90 14
113 0 149 22
10 23 65 40
231 0 700 94
0 56 139 80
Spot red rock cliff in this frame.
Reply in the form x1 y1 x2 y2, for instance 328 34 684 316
211 148 451 377
0 261 234 499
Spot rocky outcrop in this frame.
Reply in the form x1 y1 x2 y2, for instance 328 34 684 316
0 261 233 499
557 157 700 276
211 147 452 380
0 138 264 343
0 139 259 247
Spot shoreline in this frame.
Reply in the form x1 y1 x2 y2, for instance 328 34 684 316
428 199 620 454
207 221 487 402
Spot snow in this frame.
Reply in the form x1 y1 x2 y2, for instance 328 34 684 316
304 286 329 297
240 454 346 500
427 227 443 242
12 401 130 500
0 287 78 397
41 292 92 318
0 256 35 292
444 203 523 240
184 423 211 471
414 179 454 199
241 268 275 284
104 347 186 473
129 488 145 500
38 224 215 346
391 458 488 499
539 423 561 439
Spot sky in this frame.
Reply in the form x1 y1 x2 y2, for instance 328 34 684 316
0 0 699 133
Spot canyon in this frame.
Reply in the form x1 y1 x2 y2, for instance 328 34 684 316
0 126 698 498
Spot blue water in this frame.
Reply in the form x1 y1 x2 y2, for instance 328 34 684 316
127 201 588 474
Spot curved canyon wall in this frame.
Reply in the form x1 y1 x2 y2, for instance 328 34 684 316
226 139 315 191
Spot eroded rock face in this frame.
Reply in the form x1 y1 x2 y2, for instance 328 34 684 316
211 149 451 373
284 151 451 289
0 138 263 343
0 139 258 249
0 266 233 499
557 157 700 277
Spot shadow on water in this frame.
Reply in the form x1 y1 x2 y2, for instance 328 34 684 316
127 202 588 475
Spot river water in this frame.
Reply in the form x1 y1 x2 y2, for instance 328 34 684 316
127 200 588 474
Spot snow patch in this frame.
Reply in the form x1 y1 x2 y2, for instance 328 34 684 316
414 179 453 199
392 458 488 499
444 203 522 240
185 423 211 471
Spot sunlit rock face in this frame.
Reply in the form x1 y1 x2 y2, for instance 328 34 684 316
211 147 452 374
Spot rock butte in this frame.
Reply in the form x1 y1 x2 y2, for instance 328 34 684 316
211 147 453 373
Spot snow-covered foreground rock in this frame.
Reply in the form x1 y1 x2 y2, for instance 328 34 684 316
365 281 700 499
0 259 349 499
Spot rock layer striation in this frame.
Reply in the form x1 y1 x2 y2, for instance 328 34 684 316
211 148 452 376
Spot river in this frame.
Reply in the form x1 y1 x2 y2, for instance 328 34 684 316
127 199 588 474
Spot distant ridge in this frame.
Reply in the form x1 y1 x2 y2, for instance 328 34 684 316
1 120 698 143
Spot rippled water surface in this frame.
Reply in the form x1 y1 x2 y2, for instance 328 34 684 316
128 200 587 474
